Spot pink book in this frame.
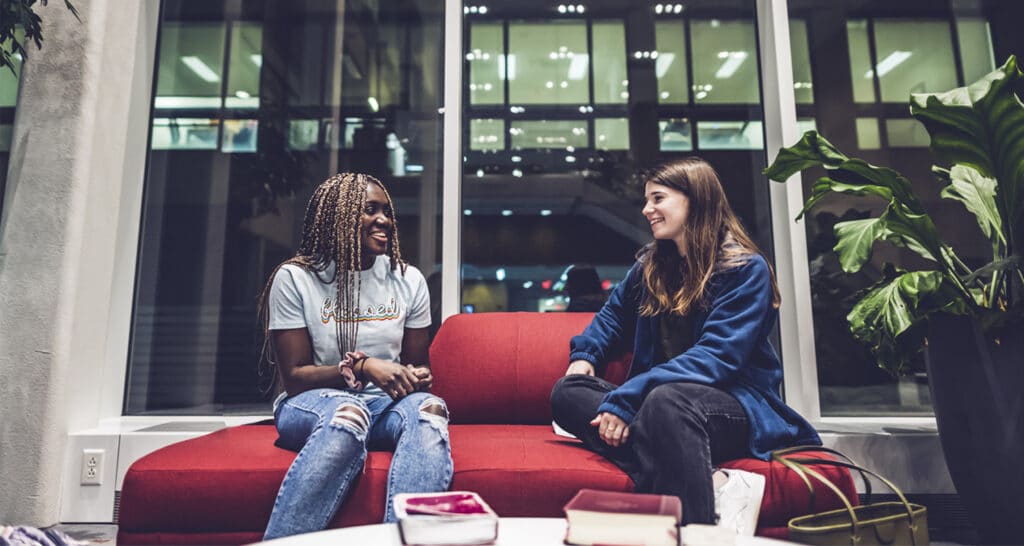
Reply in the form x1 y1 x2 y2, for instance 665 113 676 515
394 491 498 545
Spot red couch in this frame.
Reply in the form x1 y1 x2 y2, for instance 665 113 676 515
118 312 855 545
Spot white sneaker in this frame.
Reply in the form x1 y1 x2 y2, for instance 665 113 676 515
714 468 766 536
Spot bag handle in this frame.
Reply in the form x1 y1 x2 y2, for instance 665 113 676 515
772 447 924 546
771 446 874 505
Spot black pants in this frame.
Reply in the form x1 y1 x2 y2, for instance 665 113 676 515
550 374 750 524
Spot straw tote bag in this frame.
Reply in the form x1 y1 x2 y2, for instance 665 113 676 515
772 446 928 546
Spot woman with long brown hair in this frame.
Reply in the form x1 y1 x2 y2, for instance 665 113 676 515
551 158 820 535
258 173 451 540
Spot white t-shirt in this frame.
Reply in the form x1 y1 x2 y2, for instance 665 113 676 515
268 255 431 399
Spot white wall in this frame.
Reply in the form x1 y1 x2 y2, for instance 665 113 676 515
0 0 158 525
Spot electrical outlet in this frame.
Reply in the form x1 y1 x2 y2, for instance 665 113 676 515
80 448 104 486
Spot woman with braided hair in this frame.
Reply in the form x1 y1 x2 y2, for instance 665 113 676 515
257 173 451 540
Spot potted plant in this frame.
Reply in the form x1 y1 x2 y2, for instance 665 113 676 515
765 56 1024 544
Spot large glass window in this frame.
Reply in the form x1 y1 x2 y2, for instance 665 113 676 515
787 1 1010 415
126 0 446 414
0 28 23 223
461 1 771 315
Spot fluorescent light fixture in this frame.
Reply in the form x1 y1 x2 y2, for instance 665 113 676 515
540 209 552 216
715 51 747 79
568 54 589 80
368 97 379 112
181 56 220 83
464 209 473 215
513 168 523 177
496 268 506 281
865 51 912 78
501 209 513 216
499 54 516 80
250 54 262 67
523 281 533 289
235 90 251 99
655 52 675 78
154 96 223 109
406 164 424 172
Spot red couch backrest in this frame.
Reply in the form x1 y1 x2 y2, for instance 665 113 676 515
430 312 631 424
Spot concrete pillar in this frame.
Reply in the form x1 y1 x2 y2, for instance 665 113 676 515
0 0 157 525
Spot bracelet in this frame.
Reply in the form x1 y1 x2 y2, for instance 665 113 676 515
355 355 369 380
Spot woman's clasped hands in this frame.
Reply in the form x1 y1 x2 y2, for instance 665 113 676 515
363 358 433 399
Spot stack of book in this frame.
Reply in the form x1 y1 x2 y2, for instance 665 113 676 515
563 489 682 546
394 491 499 545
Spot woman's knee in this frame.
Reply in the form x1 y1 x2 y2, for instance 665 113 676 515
325 398 372 438
637 383 706 430
551 374 591 407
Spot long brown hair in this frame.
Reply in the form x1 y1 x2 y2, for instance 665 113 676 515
637 158 780 316
256 173 405 395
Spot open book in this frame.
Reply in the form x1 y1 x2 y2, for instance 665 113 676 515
394 491 498 545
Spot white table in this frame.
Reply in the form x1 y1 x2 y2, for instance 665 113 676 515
254 517 800 546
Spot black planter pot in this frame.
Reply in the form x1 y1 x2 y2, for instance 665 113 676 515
926 313 1024 544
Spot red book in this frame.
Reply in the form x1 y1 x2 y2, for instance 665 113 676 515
563 489 681 546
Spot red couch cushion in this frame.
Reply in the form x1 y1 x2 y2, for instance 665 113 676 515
118 423 855 545
431 312 630 424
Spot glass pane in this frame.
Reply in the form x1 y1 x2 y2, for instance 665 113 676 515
155 23 226 109
790 20 814 104
885 118 929 147
796 118 817 134
0 28 24 108
508 22 589 105
856 117 881 150
874 20 957 102
595 118 629 151
510 120 587 149
470 118 505 151
224 23 262 109
697 120 763 150
846 20 876 103
957 18 996 84
592 22 627 104
655 21 688 105
658 118 693 151
468 23 503 105
221 119 258 152
129 0 445 414
0 123 12 151
287 119 320 151
690 19 759 104
151 118 220 150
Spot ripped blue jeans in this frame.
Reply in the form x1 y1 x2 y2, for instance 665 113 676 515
263 388 453 540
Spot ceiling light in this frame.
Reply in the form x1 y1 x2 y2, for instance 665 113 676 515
523 281 533 289
655 4 664 13
181 56 220 83
655 52 675 78
567 55 589 80
235 90 251 99
715 51 748 79
558 4 567 13
368 97 379 112
496 268 506 281
513 168 523 177
540 209 552 216
249 54 262 67
464 209 473 215
479 5 488 14
502 209 513 216
866 51 911 78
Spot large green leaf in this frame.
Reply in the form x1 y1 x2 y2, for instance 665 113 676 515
767 132 922 217
847 269 967 373
763 131 847 181
833 218 886 273
911 56 1024 246
941 165 1005 245
877 204 945 265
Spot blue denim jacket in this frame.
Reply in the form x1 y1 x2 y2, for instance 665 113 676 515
569 254 821 460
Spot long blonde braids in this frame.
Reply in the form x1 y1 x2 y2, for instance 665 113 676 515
256 172 406 396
